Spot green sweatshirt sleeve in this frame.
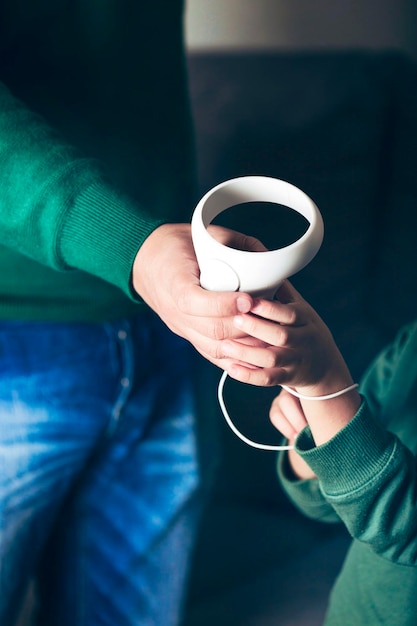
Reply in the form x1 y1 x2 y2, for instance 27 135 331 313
278 321 417 567
0 80 165 297
295 404 417 564
277 445 341 524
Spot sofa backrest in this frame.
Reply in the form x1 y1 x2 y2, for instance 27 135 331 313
188 50 417 379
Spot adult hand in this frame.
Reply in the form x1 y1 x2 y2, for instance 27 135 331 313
132 223 265 369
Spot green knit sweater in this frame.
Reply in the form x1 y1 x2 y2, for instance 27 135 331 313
278 320 417 625
0 0 195 321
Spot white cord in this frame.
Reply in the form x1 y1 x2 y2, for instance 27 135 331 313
281 383 359 400
217 372 359 451
217 370 294 451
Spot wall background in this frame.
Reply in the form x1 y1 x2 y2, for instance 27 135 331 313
185 0 417 58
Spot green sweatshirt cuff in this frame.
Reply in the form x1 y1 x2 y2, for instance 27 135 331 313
295 400 395 497
58 182 166 298
277 451 337 521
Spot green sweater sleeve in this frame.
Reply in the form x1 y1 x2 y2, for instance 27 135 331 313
0 80 164 297
278 321 417 566
277 446 342 524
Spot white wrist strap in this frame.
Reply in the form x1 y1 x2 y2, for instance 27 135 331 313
281 383 359 401
218 371 294 451
217 372 359 452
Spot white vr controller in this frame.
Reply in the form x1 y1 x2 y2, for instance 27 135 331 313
191 176 324 451
191 176 324 299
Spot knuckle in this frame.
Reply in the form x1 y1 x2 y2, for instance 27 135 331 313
260 369 275 387
264 349 280 369
246 317 259 336
211 318 227 341
212 343 226 360
243 234 263 251
176 289 191 314
200 317 229 343
199 339 224 362
286 306 298 326
277 326 289 345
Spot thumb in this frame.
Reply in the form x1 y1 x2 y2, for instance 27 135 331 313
207 225 268 252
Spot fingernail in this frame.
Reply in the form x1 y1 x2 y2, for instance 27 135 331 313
237 296 251 313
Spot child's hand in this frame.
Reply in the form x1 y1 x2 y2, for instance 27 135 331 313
269 389 317 480
221 280 351 394
223 279 362 452
269 388 308 441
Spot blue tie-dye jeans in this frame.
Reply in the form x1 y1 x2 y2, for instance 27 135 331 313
0 312 204 626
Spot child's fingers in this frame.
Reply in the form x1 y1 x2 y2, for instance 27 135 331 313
250 298 301 326
233 311 299 348
269 390 308 438
268 406 298 440
222 338 289 370
250 279 306 319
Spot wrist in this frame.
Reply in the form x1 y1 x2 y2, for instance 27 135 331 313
300 389 362 446
291 379 355 401
292 352 354 399
288 447 317 481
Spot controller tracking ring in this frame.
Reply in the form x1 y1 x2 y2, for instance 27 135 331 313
191 176 324 451
191 176 324 300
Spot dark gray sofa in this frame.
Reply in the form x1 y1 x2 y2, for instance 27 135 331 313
183 50 417 626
